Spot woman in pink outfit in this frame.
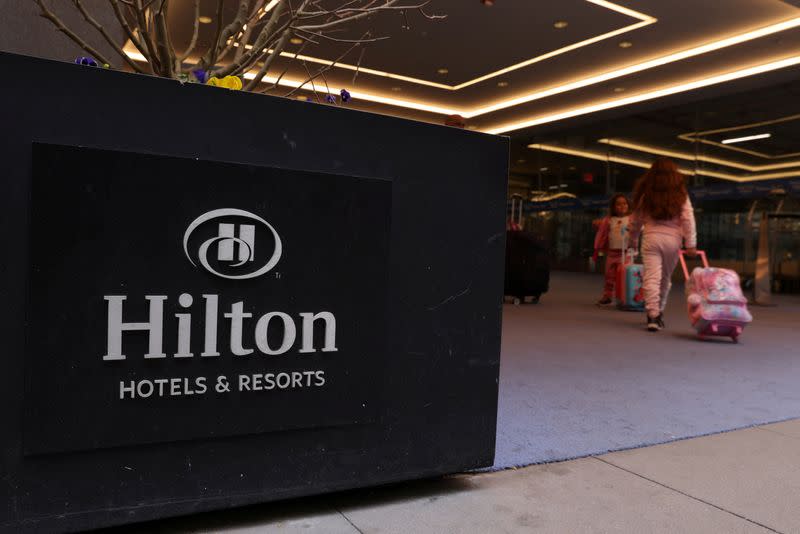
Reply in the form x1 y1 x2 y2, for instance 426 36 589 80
629 158 698 332
592 194 632 306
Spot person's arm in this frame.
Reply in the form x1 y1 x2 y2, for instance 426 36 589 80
681 197 697 253
627 211 643 246
592 217 609 261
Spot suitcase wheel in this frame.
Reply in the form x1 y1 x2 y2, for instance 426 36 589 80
732 327 742 343
513 297 522 306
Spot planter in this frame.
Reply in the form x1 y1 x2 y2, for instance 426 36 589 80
0 52 508 533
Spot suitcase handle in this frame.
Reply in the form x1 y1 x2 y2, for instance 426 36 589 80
679 249 708 281
509 194 524 229
620 226 639 265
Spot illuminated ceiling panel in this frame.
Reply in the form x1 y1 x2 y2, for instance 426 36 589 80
527 142 800 182
678 114 800 159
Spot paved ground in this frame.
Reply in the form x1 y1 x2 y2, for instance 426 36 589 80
495 272 800 467
110 419 800 533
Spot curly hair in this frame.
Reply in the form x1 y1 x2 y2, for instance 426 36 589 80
632 157 688 220
608 193 631 217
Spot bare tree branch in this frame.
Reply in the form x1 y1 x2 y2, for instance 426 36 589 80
134 0 162 73
178 0 200 63
330 1 432 14
153 0 176 76
243 23 295 90
298 0 376 17
202 0 250 69
108 0 154 72
34 0 115 67
71 0 145 72
232 20 256 63
351 45 365 84
305 61 322 102
296 0 443 32
418 7 446 20
285 34 364 97
295 1 401 31
35 0 446 93
319 66 334 102
259 38 310 93
294 28 388 44
220 0 270 65
216 0 292 78
203 0 226 67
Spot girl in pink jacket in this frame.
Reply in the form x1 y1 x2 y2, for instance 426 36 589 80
628 158 698 332
593 194 632 306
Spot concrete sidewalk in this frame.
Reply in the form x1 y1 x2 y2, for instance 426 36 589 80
111 419 800 533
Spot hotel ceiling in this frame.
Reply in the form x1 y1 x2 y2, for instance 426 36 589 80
516 81 800 186
150 0 800 139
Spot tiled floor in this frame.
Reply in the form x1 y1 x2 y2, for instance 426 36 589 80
119 419 800 533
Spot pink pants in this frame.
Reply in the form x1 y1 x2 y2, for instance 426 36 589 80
602 250 623 298
641 232 682 317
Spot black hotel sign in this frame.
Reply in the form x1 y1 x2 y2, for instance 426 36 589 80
25 144 391 454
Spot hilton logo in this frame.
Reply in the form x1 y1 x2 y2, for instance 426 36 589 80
103 207 337 362
183 208 282 280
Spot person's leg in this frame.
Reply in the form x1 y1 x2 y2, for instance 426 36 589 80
602 251 621 299
659 236 683 314
641 235 664 320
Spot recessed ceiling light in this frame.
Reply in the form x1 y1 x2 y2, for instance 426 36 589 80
568 166 577 171
613 87 626 92
618 41 633 48
391 87 403 92
554 21 569 29
722 133 771 144
540 167 549 172
497 81 509 88
290 37 304 45
198 16 213 24
437 68 449 75
517 158 527 163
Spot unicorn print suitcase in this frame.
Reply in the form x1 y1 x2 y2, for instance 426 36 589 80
615 245 645 312
679 250 752 342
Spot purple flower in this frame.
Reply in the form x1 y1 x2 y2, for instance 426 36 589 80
325 94 337 104
75 56 98 67
192 68 208 83
340 88 351 103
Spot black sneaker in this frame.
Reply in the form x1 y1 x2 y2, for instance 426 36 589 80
647 315 660 332
656 314 665 330
596 297 613 307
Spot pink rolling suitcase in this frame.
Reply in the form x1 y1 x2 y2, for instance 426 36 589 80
679 250 752 342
